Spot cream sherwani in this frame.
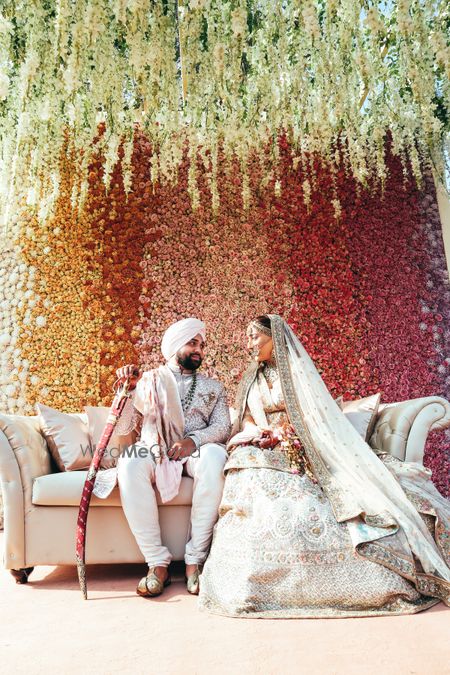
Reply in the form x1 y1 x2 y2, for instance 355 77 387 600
117 363 231 567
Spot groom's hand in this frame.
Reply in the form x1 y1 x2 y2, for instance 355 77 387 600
115 364 142 389
168 438 196 460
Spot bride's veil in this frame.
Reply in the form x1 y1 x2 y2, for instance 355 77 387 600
268 314 450 589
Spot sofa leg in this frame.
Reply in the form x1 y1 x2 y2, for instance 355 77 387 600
10 567 34 584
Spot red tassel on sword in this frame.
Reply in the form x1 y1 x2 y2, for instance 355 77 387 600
76 370 139 599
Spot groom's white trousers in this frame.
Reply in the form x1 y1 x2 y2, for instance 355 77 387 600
118 443 227 567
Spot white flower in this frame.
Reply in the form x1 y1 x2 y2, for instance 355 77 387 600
95 110 107 125
302 179 312 208
365 8 383 34
372 126 384 143
231 8 247 38
66 103 76 123
63 64 77 93
0 16 13 35
0 71 10 100
190 0 207 10
26 187 38 206
17 112 33 136
35 315 47 327
21 52 39 81
0 333 11 346
40 101 51 122
213 42 226 73
302 4 320 39
332 198 342 219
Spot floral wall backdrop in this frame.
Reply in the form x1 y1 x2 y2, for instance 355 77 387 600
0 135 449 496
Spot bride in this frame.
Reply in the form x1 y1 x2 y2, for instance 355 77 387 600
199 314 450 618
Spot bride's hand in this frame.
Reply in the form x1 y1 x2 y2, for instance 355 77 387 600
257 429 277 449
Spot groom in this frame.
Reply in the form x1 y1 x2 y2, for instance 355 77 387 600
115 318 230 598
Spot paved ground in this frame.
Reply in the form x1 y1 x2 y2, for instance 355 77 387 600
1 535 449 675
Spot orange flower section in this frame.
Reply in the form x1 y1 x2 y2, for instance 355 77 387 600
85 135 149 403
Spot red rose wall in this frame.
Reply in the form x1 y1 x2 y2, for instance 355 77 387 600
2 135 449 496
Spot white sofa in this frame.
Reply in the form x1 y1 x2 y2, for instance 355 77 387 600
1 396 450 583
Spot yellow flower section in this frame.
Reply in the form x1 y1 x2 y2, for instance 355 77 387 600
16 162 103 412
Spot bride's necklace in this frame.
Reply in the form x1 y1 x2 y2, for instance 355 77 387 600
181 371 197 411
261 355 278 389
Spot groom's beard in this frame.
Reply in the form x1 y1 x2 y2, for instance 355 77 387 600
177 353 202 371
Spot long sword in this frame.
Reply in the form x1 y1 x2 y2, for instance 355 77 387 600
76 371 138 599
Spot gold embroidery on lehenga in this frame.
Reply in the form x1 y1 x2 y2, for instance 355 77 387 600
199 466 439 618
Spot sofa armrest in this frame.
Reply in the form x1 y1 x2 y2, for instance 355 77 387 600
368 396 450 464
0 414 51 569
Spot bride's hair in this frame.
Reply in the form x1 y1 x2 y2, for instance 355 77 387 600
254 315 271 330
250 314 272 336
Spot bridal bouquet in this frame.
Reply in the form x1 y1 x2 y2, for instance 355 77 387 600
257 423 316 481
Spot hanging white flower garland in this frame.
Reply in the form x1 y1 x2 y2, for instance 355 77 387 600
0 0 448 223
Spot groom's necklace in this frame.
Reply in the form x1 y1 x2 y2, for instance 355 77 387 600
181 371 197 411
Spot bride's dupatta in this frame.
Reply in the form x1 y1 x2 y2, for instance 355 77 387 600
233 315 450 604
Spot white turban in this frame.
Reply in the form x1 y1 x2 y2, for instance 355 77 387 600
161 318 206 361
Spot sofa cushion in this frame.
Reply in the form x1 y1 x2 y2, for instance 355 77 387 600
84 406 122 469
32 471 194 507
342 393 381 441
36 403 92 471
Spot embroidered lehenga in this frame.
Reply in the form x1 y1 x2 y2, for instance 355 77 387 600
199 316 450 618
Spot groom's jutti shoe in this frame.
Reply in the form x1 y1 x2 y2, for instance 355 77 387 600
136 567 171 598
185 565 202 595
